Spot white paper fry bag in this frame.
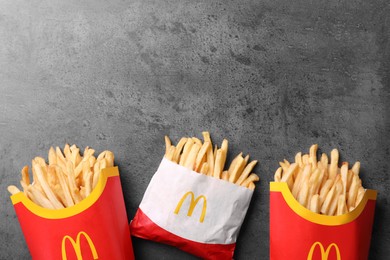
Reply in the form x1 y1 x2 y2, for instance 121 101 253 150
130 158 254 259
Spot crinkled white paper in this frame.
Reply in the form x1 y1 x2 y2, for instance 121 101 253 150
139 158 253 244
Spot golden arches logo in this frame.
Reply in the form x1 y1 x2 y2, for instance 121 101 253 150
174 191 207 223
61 231 99 260
307 242 341 260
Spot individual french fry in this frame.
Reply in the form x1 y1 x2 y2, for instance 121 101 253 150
241 173 259 187
92 159 102 188
244 155 250 166
302 154 309 165
355 187 366 207
55 146 67 171
220 139 228 158
192 137 202 147
97 151 107 160
195 142 210 172
297 180 309 208
173 137 188 163
274 167 282 182
202 133 215 177
320 153 328 168
71 146 81 167
351 161 360 175
346 170 353 193
53 184 67 207
64 144 72 160
228 155 245 183
79 161 90 185
202 131 212 143
100 159 107 173
219 140 228 177
179 139 194 166
213 145 218 161
104 151 114 167
319 163 329 190
341 163 348 196
329 149 339 180
283 159 290 167
184 144 201 170
31 163 44 195
48 147 57 165
66 161 82 204
199 163 209 175
236 160 258 185
308 169 320 199
291 165 311 198
84 171 93 198
164 136 171 156
47 166 58 188
320 185 336 215
279 161 289 174
7 185 21 195
347 175 359 209
20 180 28 191
34 157 47 171
328 179 343 216
21 166 30 187
319 179 333 206
287 170 296 190
248 182 255 191
165 146 176 161
88 156 96 168
56 146 66 162
295 152 303 168
221 171 229 181
309 194 320 213
79 186 86 199
280 163 298 184
337 194 348 215
213 149 224 179
309 144 318 169
83 146 90 157
228 152 243 176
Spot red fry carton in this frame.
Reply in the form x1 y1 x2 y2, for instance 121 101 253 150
270 182 377 260
130 158 254 259
10 167 134 260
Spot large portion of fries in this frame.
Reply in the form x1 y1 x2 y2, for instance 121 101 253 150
7 144 114 209
164 132 259 190
273 145 366 216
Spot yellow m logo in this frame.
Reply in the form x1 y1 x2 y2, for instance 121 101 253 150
174 191 207 223
307 242 341 260
61 231 99 260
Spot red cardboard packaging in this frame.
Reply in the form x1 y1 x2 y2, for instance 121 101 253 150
270 182 377 260
10 167 134 260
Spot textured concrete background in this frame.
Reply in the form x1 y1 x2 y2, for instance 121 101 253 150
0 0 389 259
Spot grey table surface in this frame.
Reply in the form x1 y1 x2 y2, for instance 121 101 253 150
0 0 389 259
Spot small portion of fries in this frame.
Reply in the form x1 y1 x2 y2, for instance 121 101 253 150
164 132 259 190
273 144 366 216
7 144 114 209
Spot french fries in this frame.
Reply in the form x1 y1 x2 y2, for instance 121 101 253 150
274 145 366 216
164 132 259 189
8 144 114 209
